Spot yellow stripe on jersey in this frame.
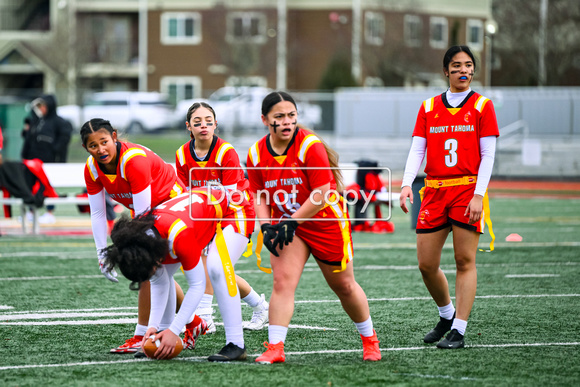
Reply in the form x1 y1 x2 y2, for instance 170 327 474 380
298 134 321 163
120 148 147 179
248 142 260 166
86 157 99 182
423 97 435 113
176 145 186 166
189 189 223 219
448 108 461 115
215 142 234 165
170 182 184 198
229 203 246 236
475 96 490 112
168 219 187 259
325 194 353 273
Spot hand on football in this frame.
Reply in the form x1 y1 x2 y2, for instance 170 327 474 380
152 329 180 360
261 223 279 257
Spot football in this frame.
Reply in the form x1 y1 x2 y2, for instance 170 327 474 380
143 334 184 360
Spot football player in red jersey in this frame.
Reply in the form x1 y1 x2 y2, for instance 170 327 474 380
247 91 381 364
174 102 267 360
400 46 499 349
81 118 190 355
102 189 246 360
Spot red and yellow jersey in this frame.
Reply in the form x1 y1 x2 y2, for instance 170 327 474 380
246 127 335 220
176 135 253 221
413 91 499 179
175 136 249 192
84 141 185 211
153 190 229 270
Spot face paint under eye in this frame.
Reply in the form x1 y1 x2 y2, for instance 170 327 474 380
193 123 201 127
292 120 297 126
270 121 280 133
206 123 213 126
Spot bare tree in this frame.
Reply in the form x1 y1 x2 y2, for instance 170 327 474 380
492 0 580 86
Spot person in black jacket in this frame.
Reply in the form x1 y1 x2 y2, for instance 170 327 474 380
22 94 72 163
21 94 73 223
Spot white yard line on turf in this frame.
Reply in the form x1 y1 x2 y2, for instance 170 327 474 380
0 275 102 281
505 274 560 278
0 252 95 258
0 312 136 320
2 241 579 260
2 261 577 281
1 342 579 371
1 294 579 318
354 241 580 249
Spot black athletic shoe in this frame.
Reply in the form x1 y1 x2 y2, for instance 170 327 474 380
423 313 455 343
134 349 147 359
208 343 247 362
436 329 465 349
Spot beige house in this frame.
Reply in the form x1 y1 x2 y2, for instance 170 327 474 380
0 0 494 105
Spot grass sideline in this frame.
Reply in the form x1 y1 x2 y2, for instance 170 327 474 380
1 197 579 386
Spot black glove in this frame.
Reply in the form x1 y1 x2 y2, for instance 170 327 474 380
261 223 279 257
272 219 299 251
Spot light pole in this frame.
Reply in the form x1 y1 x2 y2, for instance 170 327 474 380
538 0 548 86
485 20 497 87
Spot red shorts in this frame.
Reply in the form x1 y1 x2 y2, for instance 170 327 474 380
293 203 354 266
416 183 484 234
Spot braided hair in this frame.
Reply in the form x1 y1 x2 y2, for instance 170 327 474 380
103 212 169 290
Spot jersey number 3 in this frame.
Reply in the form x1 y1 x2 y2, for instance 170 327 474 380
444 138 458 167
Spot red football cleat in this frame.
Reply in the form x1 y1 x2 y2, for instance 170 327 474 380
110 335 143 354
184 315 208 350
255 341 285 364
361 330 381 361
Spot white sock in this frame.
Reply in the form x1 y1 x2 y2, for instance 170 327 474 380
268 325 288 344
451 318 467 335
242 289 263 308
134 324 147 337
438 302 455 320
197 293 214 312
354 316 374 337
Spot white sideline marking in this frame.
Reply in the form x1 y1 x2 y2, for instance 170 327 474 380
0 342 578 371
0 305 14 310
505 274 560 278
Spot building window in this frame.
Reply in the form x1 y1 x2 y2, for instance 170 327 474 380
160 76 202 106
429 17 448 49
161 12 201 45
225 76 268 87
226 12 267 44
404 15 422 47
364 12 385 46
466 19 484 52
